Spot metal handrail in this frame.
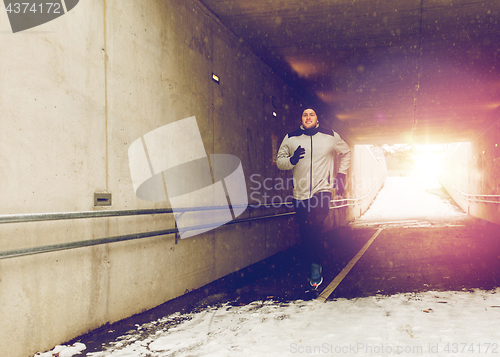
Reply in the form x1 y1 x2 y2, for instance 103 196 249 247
440 175 500 204
0 177 386 225
0 210 296 260
0 174 386 260
0 203 284 225
330 173 387 209
0 208 174 225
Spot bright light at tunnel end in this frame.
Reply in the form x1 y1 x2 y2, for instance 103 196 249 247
412 144 447 176
379 143 461 190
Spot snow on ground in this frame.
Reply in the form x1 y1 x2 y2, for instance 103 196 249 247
37 290 500 357
354 174 466 224
34 343 86 357
35 175 495 357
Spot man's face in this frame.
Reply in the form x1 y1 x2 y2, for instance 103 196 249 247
302 109 318 129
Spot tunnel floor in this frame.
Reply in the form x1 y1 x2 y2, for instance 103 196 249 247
68 216 500 356
62 176 500 356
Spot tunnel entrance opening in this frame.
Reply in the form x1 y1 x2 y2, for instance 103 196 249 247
357 143 469 226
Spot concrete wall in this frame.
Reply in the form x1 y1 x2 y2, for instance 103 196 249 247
439 118 500 225
0 1 304 356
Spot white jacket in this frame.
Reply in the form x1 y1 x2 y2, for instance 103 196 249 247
276 125 351 200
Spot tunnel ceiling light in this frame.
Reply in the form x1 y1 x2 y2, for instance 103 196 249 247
212 73 220 84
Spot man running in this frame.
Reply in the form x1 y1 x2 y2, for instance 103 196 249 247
277 106 351 288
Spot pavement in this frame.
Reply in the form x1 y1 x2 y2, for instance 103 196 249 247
70 212 500 355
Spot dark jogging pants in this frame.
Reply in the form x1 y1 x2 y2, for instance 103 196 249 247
293 191 332 266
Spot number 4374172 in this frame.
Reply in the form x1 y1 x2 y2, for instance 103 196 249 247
5 2 62 14
444 343 498 354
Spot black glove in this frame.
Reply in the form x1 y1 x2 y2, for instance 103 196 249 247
334 172 346 196
290 145 305 165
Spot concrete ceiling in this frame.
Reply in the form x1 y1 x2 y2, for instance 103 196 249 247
200 0 500 144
